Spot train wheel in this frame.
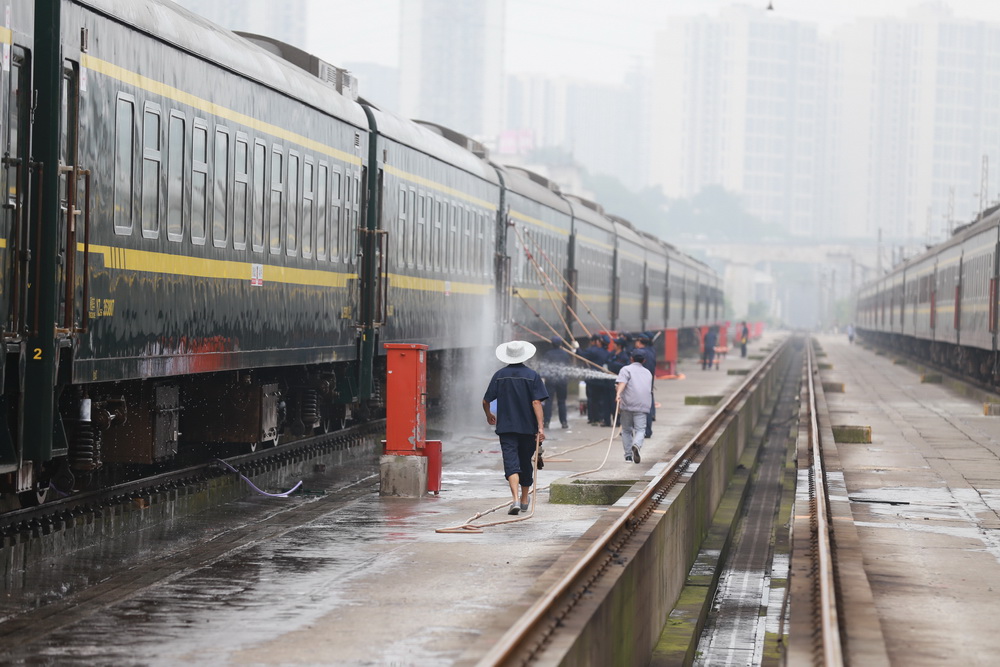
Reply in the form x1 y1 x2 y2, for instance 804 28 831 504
320 405 348 433
18 481 51 508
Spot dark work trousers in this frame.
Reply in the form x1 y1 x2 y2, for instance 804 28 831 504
702 347 716 370
594 379 615 425
543 379 568 427
586 381 600 423
645 390 655 437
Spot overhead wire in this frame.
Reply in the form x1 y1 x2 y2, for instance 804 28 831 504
520 227 611 335
510 223 576 344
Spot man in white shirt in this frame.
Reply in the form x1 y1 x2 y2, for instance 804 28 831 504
615 351 653 463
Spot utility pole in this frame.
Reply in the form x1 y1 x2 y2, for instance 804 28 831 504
980 154 989 223
948 186 955 235
877 227 883 275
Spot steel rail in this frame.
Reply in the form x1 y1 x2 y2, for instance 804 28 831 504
0 419 385 535
478 338 790 666
806 341 844 665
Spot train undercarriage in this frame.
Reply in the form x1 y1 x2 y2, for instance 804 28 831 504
859 330 1000 387
1 357 387 507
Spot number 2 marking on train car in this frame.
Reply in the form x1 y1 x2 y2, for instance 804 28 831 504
33 348 41 360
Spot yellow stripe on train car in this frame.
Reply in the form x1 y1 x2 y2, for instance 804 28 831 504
81 243 354 287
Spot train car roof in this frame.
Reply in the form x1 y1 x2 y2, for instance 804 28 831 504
494 166 572 215
638 230 669 260
366 108 500 183
565 194 614 232
79 0 371 130
889 211 1000 276
608 215 645 247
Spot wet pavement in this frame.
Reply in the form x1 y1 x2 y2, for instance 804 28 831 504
0 339 775 666
819 334 1000 666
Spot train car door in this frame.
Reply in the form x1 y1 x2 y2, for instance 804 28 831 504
2 45 30 341
57 58 88 334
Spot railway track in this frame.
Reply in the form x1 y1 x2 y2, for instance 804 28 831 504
478 340 792 665
784 341 844 665
0 420 385 542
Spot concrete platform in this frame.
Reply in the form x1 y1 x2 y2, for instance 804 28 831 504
818 334 1000 666
0 335 779 666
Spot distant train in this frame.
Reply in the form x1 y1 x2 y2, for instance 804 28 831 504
856 205 1000 381
0 0 723 503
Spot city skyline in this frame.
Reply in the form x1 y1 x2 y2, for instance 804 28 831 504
310 0 1000 85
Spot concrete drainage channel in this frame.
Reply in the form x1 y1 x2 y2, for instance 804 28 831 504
657 340 805 665
490 339 797 666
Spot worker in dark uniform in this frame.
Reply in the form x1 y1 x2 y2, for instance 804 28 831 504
483 340 548 515
540 337 571 429
702 327 718 370
606 337 631 427
580 334 609 425
593 334 616 426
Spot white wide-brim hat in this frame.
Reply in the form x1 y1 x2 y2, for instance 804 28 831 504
495 340 537 364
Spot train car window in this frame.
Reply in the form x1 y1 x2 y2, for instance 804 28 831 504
316 162 329 260
406 188 417 267
141 105 161 239
113 94 136 235
286 152 300 255
269 147 283 253
343 171 353 264
433 199 443 272
302 159 314 259
462 208 472 275
251 141 266 252
191 120 208 244
416 194 426 269
449 204 458 270
233 135 249 250
396 187 407 266
166 112 185 242
213 128 230 248
474 213 482 277
330 169 342 262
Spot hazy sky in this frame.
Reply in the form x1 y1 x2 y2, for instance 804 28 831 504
309 0 1000 84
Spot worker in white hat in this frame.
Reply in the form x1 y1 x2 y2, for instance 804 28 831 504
482 341 548 515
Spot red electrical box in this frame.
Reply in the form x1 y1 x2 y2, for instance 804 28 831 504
384 343 428 453
383 343 442 494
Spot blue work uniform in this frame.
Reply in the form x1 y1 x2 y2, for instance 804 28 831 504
483 363 548 486
540 346 571 428
580 343 610 424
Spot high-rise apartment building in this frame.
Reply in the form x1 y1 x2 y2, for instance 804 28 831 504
831 5 1000 240
504 69 648 193
651 4 1000 244
399 0 505 140
651 6 820 237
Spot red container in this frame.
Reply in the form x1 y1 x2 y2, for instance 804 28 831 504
423 440 442 494
662 328 678 377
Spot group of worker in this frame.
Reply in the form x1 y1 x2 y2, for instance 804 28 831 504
482 334 659 514
576 334 656 436
701 321 751 370
481 325 754 515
